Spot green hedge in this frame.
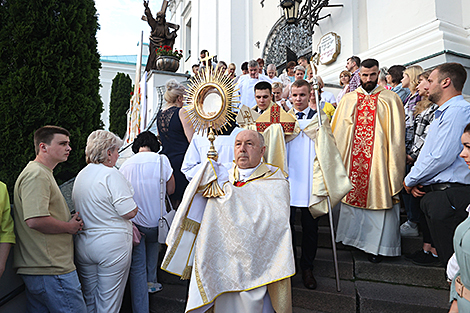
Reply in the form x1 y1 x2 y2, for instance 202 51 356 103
0 0 103 193
109 72 132 139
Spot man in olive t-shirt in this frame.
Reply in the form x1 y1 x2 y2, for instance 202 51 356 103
13 126 86 313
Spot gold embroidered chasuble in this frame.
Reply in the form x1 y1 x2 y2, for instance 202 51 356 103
331 86 405 210
162 159 294 313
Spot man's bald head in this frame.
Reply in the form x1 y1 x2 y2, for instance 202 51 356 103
234 130 266 169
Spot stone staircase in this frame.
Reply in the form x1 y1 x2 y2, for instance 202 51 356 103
120 210 451 313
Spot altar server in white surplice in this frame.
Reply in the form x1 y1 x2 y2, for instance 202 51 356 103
181 122 242 181
162 129 295 313
285 79 320 290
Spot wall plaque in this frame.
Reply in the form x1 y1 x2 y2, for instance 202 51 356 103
318 32 341 65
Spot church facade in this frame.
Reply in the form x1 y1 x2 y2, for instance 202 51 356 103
166 0 470 95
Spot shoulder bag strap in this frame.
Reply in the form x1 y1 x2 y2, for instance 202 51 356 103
160 154 165 218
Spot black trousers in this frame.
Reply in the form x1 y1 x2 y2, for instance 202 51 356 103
420 185 470 265
290 206 319 271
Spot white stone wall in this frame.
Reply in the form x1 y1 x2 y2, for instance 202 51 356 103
170 0 257 76
116 0 470 98
312 0 470 94
99 61 138 130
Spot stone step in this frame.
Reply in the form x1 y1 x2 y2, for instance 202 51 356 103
299 246 448 289
149 283 187 313
308 206 423 256
352 250 448 290
293 308 329 313
120 280 187 313
311 248 354 280
123 270 450 313
292 274 357 313
313 226 423 256
356 280 449 313
401 234 424 255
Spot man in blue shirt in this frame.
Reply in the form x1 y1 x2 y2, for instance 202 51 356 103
404 62 470 267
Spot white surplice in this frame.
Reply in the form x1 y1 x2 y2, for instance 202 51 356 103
286 117 317 207
181 128 242 181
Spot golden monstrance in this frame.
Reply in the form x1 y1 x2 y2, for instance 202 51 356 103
185 54 239 161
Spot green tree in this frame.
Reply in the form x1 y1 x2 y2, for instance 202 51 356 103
0 0 103 192
109 73 132 138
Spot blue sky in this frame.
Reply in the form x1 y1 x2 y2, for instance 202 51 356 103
95 0 163 56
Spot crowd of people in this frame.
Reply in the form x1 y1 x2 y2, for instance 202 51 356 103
1 49 470 313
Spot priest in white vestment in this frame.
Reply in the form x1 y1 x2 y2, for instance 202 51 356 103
331 59 405 263
162 129 295 313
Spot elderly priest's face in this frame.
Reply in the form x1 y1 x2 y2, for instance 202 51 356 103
234 130 266 169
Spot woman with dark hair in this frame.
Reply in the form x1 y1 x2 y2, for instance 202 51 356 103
386 65 410 103
256 58 266 75
279 61 297 88
120 131 175 312
157 79 194 208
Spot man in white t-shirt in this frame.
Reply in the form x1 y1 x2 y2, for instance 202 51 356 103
119 131 175 313
237 60 270 108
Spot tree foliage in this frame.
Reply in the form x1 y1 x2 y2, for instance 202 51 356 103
0 0 103 192
109 73 132 138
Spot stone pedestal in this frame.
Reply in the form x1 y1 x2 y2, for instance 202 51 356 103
145 70 190 127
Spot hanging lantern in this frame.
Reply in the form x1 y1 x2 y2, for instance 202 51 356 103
280 0 301 24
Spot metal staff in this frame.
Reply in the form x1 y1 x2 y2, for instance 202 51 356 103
310 59 341 292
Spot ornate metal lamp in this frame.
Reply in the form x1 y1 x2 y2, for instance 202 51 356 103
279 0 342 36
280 0 302 24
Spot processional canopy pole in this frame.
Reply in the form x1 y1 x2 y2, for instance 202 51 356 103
310 54 342 293
310 56 322 127
185 54 239 161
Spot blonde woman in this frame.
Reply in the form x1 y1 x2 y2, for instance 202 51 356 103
400 65 424 239
401 70 439 246
336 70 351 103
157 79 194 207
226 63 236 79
272 81 291 111
73 130 138 313
402 65 424 156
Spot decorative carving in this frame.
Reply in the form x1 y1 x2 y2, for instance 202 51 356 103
262 17 312 69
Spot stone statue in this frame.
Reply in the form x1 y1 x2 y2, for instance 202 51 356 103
143 0 180 72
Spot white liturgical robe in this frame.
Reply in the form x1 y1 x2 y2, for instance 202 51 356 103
162 160 294 313
181 128 242 181
236 74 270 109
286 117 317 207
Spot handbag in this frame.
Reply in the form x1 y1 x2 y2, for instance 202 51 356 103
158 155 175 244
132 223 142 246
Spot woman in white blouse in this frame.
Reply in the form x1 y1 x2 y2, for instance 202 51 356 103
73 130 138 313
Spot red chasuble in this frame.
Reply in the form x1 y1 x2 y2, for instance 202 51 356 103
344 93 379 208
